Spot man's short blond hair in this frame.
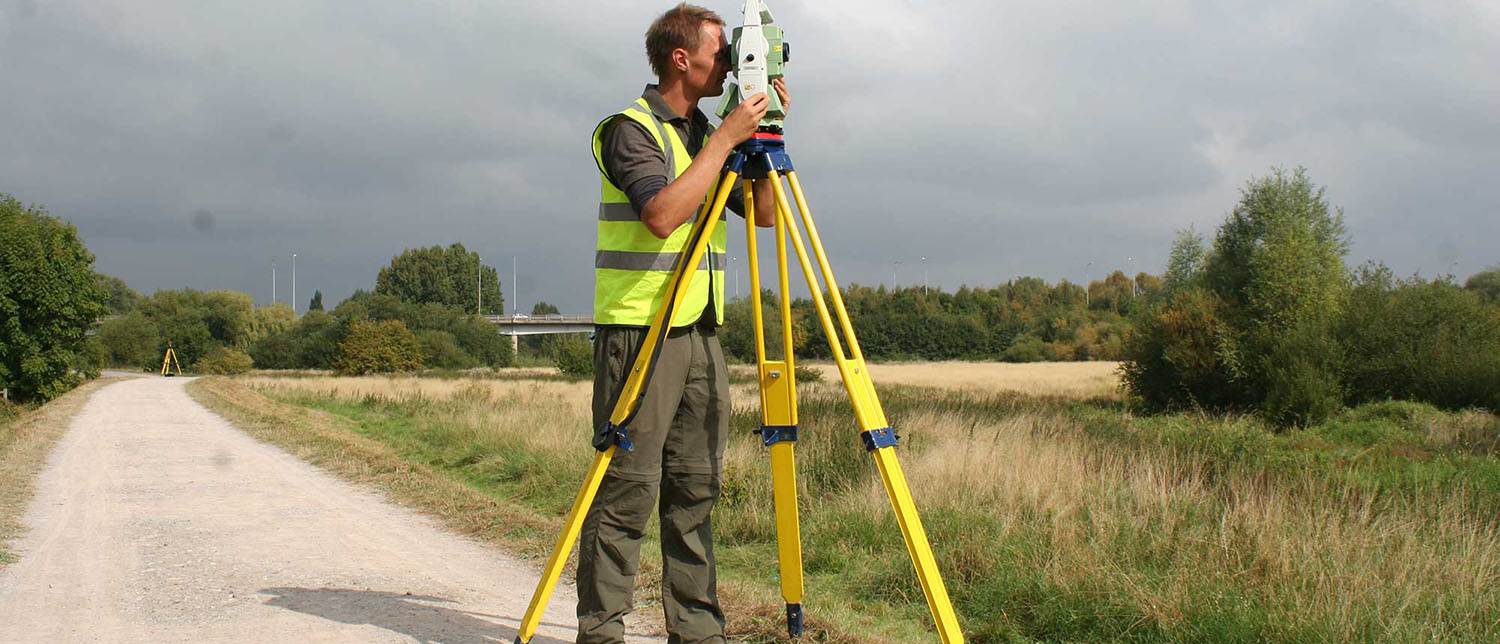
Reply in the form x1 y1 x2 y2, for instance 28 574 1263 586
645 3 725 77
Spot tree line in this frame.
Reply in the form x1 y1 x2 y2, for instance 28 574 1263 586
5 181 1498 426
718 274 1153 365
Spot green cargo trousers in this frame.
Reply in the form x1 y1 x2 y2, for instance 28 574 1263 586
576 322 731 644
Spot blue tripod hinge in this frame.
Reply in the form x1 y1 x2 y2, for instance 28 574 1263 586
726 136 795 179
758 425 799 447
607 422 634 452
860 426 899 451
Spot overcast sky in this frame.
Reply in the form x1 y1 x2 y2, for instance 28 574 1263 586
2 0 1496 313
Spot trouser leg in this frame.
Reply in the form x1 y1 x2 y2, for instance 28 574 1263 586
576 474 658 644
660 472 725 644
578 326 689 644
660 326 731 644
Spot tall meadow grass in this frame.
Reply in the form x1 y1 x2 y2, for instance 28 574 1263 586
242 371 1500 643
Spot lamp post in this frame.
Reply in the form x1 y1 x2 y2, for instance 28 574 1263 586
892 260 902 288
291 253 297 315
733 256 740 298
272 258 277 306
512 256 518 317
922 256 928 295
477 253 483 315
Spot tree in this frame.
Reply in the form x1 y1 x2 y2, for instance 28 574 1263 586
94 312 161 369
332 320 422 375
1125 167 1351 424
1202 166 1349 329
97 274 142 315
531 301 560 316
135 289 254 367
1162 227 1208 293
375 243 503 314
308 290 324 311
0 194 108 400
1466 266 1500 302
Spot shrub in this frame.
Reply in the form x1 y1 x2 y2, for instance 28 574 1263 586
1344 266 1500 411
332 320 422 375
1257 315 1345 425
793 364 823 382
1121 288 1242 411
553 335 594 378
197 347 254 375
416 330 477 370
1001 334 1047 363
95 312 162 369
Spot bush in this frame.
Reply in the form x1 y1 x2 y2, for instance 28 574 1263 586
1121 288 1242 412
553 335 594 378
95 312 162 369
416 330 476 370
1001 334 1047 363
1344 267 1500 411
1257 315 1345 425
332 320 422 375
197 347 254 375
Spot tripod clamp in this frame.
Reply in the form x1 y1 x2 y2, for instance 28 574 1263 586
725 131 794 179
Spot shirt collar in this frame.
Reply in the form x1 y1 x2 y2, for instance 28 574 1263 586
641 84 709 130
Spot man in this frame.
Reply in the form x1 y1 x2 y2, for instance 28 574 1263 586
579 3 790 643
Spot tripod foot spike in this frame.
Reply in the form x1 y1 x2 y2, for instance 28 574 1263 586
787 603 803 638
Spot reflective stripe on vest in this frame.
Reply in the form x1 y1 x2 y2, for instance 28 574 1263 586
591 98 727 327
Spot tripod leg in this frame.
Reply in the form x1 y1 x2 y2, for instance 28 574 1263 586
745 180 805 637
514 170 742 644
766 168 965 643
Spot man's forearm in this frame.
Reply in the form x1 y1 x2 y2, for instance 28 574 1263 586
640 137 735 239
751 179 776 227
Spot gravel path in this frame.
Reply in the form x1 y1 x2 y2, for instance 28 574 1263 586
0 377 656 643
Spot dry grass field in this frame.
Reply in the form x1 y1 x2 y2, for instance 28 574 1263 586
800 360 1121 397
206 364 1500 643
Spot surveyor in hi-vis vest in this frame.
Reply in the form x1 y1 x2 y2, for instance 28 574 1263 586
575 4 788 643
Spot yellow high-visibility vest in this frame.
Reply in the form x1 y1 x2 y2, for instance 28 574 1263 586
591 98 727 327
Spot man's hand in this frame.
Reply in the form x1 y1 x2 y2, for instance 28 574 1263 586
772 78 789 117
713 92 769 148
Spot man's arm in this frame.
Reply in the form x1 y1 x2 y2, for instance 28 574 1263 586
639 93 770 239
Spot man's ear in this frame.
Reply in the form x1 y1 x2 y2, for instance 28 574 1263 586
670 47 691 73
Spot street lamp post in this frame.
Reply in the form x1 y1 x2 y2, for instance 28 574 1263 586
512 256 518 317
292 253 297 315
922 256 928 295
272 258 277 306
892 260 902 288
477 254 483 315
733 256 739 298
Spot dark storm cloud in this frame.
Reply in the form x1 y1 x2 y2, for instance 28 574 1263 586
0 0 1495 312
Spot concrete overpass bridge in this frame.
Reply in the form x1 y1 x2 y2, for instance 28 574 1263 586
484 314 594 351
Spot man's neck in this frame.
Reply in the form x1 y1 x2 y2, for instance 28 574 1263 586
655 77 698 120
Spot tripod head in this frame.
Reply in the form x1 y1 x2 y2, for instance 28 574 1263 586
716 0 788 130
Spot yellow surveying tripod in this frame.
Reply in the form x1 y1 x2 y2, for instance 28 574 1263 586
514 132 964 643
159 340 183 377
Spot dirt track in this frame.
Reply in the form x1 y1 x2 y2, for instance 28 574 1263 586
0 377 655 643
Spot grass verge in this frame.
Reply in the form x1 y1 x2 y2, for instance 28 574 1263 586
1 377 123 567
199 374 1500 643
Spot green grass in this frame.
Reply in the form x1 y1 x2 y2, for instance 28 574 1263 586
246 376 1500 643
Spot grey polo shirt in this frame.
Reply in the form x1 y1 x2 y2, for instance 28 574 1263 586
599 85 745 217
